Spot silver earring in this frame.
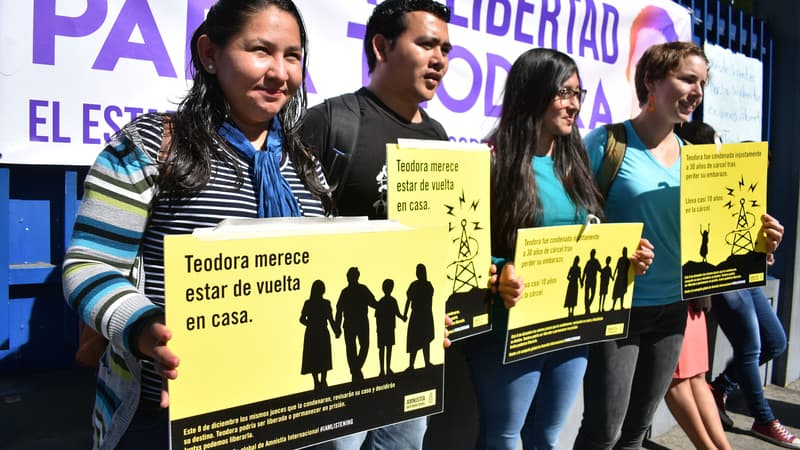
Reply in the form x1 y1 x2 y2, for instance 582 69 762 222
207 64 214 71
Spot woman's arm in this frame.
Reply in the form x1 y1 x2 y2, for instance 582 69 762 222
489 262 524 309
630 238 655 275
62 128 162 358
759 213 784 266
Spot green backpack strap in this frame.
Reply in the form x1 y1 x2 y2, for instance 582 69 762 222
596 123 628 199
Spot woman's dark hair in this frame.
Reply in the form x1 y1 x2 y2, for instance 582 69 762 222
675 121 718 145
364 0 450 73
489 48 604 259
162 0 331 212
634 41 708 106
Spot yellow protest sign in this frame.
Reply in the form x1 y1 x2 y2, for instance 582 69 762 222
506 222 642 363
165 218 447 449
680 142 768 298
387 139 492 341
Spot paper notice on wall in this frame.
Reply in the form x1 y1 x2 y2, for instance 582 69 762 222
702 43 763 143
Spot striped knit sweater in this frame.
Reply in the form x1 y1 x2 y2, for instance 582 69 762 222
62 113 327 449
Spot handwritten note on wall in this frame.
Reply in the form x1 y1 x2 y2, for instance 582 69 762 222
702 43 763 143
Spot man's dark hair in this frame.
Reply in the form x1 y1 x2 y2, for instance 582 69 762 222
364 0 450 73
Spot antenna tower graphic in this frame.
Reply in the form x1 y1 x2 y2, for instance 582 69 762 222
451 218 479 292
728 198 755 255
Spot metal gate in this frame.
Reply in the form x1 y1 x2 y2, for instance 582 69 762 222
675 0 773 141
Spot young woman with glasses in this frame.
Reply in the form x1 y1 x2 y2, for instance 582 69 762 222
466 48 651 450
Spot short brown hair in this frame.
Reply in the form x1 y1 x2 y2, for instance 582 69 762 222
634 41 708 105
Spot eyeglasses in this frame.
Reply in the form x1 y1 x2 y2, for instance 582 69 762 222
556 88 587 104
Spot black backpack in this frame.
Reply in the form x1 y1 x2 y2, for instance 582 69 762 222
317 92 448 201
318 94 361 202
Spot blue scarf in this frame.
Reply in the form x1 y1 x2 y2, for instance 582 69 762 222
219 118 302 218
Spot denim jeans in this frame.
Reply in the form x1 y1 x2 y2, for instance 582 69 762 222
466 326 588 450
711 287 787 424
574 301 688 450
312 417 427 450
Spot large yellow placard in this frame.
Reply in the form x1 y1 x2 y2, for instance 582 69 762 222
164 218 447 449
680 142 768 298
387 139 492 341
507 222 643 362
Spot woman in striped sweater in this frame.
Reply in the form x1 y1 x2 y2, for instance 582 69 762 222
62 1 330 448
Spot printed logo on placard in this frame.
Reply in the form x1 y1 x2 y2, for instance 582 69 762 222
404 390 437 412
605 323 625 336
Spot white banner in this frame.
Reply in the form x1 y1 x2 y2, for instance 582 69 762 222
702 42 763 143
0 0 690 165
